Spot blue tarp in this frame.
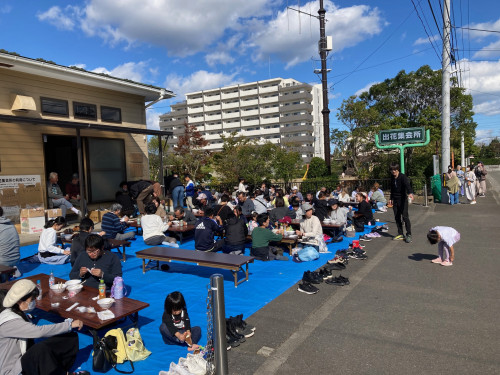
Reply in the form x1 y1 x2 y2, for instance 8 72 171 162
16 222 382 373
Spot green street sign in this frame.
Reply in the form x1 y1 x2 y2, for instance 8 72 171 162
379 127 426 145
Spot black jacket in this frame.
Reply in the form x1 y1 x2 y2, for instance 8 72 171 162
224 216 248 246
213 205 234 225
70 232 112 266
269 207 296 224
69 250 122 289
194 217 223 251
313 199 329 222
390 173 413 201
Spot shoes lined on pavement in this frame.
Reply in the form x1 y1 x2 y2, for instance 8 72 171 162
325 262 346 271
404 235 412 243
393 234 405 241
359 235 372 241
302 271 322 284
348 252 368 260
441 260 453 266
298 282 319 294
431 257 442 264
318 268 333 280
325 276 346 286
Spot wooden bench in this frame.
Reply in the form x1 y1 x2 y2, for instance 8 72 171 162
135 247 255 287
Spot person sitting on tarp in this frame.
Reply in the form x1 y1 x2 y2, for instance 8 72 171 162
47 172 81 218
0 206 20 282
101 204 135 241
269 196 295 226
194 207 223 252
115 181 136 217
38 217 70 265
69 234 122 289
251 213 288 261
70 218 108 267
141 203 178 247
222 206 248 255
353 192 374 232
170 207 197 226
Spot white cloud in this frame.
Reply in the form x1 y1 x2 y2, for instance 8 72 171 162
473 39 500 59
165 70 242 100
467 18 500 41
249 1 384 68
91 61 150 82
146 109 161 130
413 34 439 46
71 63 87 69
37 5 81 31
465 59 500 116
39 0 271 56
0 5 12 14
205 51 235 67
475 129 496 145
355 81 379 96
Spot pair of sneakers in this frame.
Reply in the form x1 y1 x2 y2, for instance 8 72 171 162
431 257 453 266
298 271 322 295
325 275 350 286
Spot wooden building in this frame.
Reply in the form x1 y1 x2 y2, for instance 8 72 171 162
0 51 173 217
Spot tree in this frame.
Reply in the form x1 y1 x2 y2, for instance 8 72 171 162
307 157 328 178
148 137 169 181
168 122 211 181
272 146 303 184
335 65 477 178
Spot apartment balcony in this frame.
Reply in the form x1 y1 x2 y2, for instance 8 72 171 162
259 95 279 104
279 113 313 123
222 111 240 119
240 98 259 107
204 123 223 132
204 103 221 112
239 88 258 97
204 133 223 141
220 91 239 100
221 101 239 110
280 102 313 112
188 116 204 124
205 113 222 122
172 107 187 116
187 106 203 114
280 124 314 133
240 109 259 117
259 128 280 135
240 118 259 127
279 91 313 102
260 117 280 125
187 96 203 104
281 135 315 143
167 118 188 126
203 93 221 102
223 121 241 130
206 143 224 151
260 106 279 115
279 83 311 92
258 85 280 94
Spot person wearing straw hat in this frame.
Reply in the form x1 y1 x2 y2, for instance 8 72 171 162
0 279 86 375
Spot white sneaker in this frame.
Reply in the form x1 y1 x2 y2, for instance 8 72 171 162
470 201 476 205
162 242 179 248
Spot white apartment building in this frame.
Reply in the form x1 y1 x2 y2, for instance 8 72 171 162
159 78 324 162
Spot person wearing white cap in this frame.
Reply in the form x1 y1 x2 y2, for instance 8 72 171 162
290 186 303 202
296 203 322 240
0 279 86 375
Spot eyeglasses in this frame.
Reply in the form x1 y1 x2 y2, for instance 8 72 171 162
86 248 100 254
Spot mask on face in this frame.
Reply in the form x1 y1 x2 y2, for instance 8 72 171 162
24 300 36 313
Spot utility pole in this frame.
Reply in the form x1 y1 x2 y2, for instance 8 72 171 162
461 131 465 167
441 0 451 173
318 0 331 174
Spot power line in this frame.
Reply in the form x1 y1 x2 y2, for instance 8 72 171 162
410 0 442 62
427 0 442 37
454 26 500 34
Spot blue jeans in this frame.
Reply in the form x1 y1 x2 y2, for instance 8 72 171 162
159 323 201 346
172 186 185 210
449 191 459 205
51 198 73 217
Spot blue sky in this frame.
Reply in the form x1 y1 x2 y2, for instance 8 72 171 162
1 0 499 144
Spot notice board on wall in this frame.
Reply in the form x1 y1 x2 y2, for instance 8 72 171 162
0 175 44 222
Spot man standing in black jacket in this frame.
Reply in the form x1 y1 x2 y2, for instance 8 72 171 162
389 163 414 243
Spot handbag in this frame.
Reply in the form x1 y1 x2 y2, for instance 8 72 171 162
92 330 135 374
125 328 151 362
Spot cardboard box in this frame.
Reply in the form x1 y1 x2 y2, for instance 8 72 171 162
45 208 62 221
98 210 109 222
89 210 100 223
20 209 45 234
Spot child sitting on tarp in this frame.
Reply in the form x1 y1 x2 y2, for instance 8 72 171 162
159 291 201 351
38 217 70 264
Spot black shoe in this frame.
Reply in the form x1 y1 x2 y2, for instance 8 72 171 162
326 263 346 271
318 268 333 280
226 333 239 348
349 252 368 260
298 282 319 294
226 319 246 344
353 248 367 255
235 314 256 333
311 271 324 283
230 316 254 337
359 235 372 242
337 274 350 285
325 277 346 286
302 271 321 284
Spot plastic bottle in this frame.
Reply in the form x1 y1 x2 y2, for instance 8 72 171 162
49 271 55 288
36 280 42 300
98 279 106 299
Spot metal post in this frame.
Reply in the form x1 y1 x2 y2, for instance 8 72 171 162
158 135 164 195
424 182 428 207
461 131 465 167
318 0 331 174
211 274 228 375
441 0 451 173
76 129 87 215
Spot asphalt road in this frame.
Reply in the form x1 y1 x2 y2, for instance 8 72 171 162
227 170 500 375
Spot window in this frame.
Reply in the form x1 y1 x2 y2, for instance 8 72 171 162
101 106 122 123
73 102 97 120
41 97 68 116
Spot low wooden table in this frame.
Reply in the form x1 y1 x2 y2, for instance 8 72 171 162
127 220 142 235
60 235 131 261
245 234 298 253
166 224 195 244
0 273 149 336
290 219 342 229
136 247 255 287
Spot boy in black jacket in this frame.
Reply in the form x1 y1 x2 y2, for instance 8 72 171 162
389 163 414 243
222 206 248 255
194 207 223 252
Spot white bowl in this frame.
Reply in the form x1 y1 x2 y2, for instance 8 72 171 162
97 298 115 309
67 284 83 295
50 284 67 294
65 280 82 287
63 234 73 240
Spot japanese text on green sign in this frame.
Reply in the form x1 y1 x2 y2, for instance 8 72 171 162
379 127 425 145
